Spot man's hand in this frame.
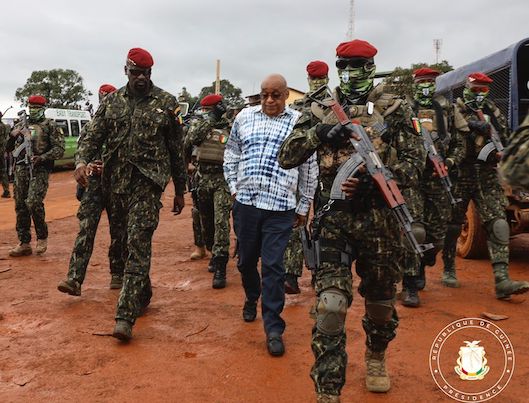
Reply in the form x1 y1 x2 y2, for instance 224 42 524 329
468 120 490 134
74 163 89 187
31 155 44 166
231 193 237 201
294 214 307 228
172 195 185 215
187 163 196 174
316 123 359 144
10 128 22 138
87 160 103 176
341 177 361 198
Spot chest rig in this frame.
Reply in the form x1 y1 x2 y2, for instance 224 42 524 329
197 128 229 165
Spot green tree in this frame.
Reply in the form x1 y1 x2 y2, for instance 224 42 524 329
15 69 92 108
178 86 198 111
197 79 245 108
383 60 453 98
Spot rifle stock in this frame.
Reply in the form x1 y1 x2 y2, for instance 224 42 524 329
476 109 504 162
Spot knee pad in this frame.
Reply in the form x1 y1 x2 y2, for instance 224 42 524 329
316 288 348 336
365 299 395 326
411 222 426 245
486 218 510 245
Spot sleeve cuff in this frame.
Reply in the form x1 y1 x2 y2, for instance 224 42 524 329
295 197 311 215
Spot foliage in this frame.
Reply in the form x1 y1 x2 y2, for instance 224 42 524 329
197 79 245 108
15 69 92 108
382 60 453 98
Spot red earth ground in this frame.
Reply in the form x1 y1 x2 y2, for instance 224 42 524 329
1 170 528 403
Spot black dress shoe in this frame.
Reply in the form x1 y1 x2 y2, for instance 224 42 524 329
284 273 301 294
267 333 285 357
242 300 257 322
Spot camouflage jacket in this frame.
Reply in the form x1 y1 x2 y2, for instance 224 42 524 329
6 118 64 170
278 84 425 204
0 122 8 155
77 84 186 195
455 98 509 164
411 95 467 177
500 113 529 191
185 115 231 174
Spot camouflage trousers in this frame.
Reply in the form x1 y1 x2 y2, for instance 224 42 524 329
311 205 403 396
402 178 452 276
191 189 205 248
67 176 125 284
284 227 304 277
443 163 509 270
197 172 231 258
13 165 49 243
110 172 162 324
1 157 9 192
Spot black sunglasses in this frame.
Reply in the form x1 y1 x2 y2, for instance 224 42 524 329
335 58 374 70
128 68 151 77
260 91 283 100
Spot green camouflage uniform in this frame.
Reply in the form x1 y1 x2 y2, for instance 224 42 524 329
278 84 424 396
1 123 10 194
442 98 509 278
403 97 467 276
186 116 231 266
501 113 529 191
77 83 186 324
6 118 64 243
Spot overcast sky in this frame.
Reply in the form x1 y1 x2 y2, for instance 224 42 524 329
1 0 528 113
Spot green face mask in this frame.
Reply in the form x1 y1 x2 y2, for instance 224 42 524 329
29 107 45 122
338 65 375 98
414 82 436 106
463 88 488 107
308 77 329 93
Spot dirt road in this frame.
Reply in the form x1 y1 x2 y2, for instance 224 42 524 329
1 171 528 402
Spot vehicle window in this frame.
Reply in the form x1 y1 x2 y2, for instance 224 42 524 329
56 120 70 136
70 120 80 137
80 119 90 128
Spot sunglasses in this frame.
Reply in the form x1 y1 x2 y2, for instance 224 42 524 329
128 68 151 77
260 92 283 100
469 86 489 93
335 58 374 70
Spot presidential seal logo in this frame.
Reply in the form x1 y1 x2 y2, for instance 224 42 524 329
429 318 514 402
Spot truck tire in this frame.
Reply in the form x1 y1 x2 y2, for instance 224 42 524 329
457 201 489 259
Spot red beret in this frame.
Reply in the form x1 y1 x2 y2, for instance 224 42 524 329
200 94 223 107
306 60 329 78
413 67 440 80
336 39 377 59
127 47 154 68
28 95 47 106
468 72 493 85
98 84 116 95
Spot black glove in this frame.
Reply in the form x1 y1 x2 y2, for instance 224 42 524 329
212 102 226 120
315 123 351 144
468 120 490 134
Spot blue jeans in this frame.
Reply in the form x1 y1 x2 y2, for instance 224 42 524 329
233 200 295 335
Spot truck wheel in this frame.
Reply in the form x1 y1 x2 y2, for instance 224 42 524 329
457 201 489 259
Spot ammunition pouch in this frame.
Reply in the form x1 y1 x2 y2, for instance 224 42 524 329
197 128 229 165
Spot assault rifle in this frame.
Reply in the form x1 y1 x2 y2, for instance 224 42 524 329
412 118 461 206
476 109 504 162
309 86 433 256
12 110 34 179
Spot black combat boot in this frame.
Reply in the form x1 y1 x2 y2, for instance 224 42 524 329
207 256 215 273
416 263 426 291
212 255 228 289
401 275 420 307
493 263 529 300
285 273 301 294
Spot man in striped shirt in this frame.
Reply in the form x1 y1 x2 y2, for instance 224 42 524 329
224 74 318 357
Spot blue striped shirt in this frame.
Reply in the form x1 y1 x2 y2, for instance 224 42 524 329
223 105 318 214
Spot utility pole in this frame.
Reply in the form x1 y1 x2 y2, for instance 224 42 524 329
433 39 442 65
346 0 355 40
215 59 221 95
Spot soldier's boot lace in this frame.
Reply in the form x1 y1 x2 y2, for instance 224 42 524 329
112 319 132 341
365 348 390 393
9 243 32 257
442 268 460 288
57 278 81 296
190 246 206 260
109 274 123 289
316 393 341 403
35 238 48 255
493 263 529 300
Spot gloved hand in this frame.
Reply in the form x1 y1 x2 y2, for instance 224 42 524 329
315 123 351 144
468 120 490 134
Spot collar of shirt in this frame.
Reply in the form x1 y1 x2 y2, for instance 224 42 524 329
252 105 296 119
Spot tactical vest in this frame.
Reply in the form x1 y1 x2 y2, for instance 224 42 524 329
13 119 53 158
197 128 229 165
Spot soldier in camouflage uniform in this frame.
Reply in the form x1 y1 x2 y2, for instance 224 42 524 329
186 144 207 260
400 68 467 307
278 40 425 402
57 84 126 296
186 94 232 289
500 112 529 191
442 72 529 299
75 48 186 341
284 60 329 294
1 115 11 198
6 95 64 256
